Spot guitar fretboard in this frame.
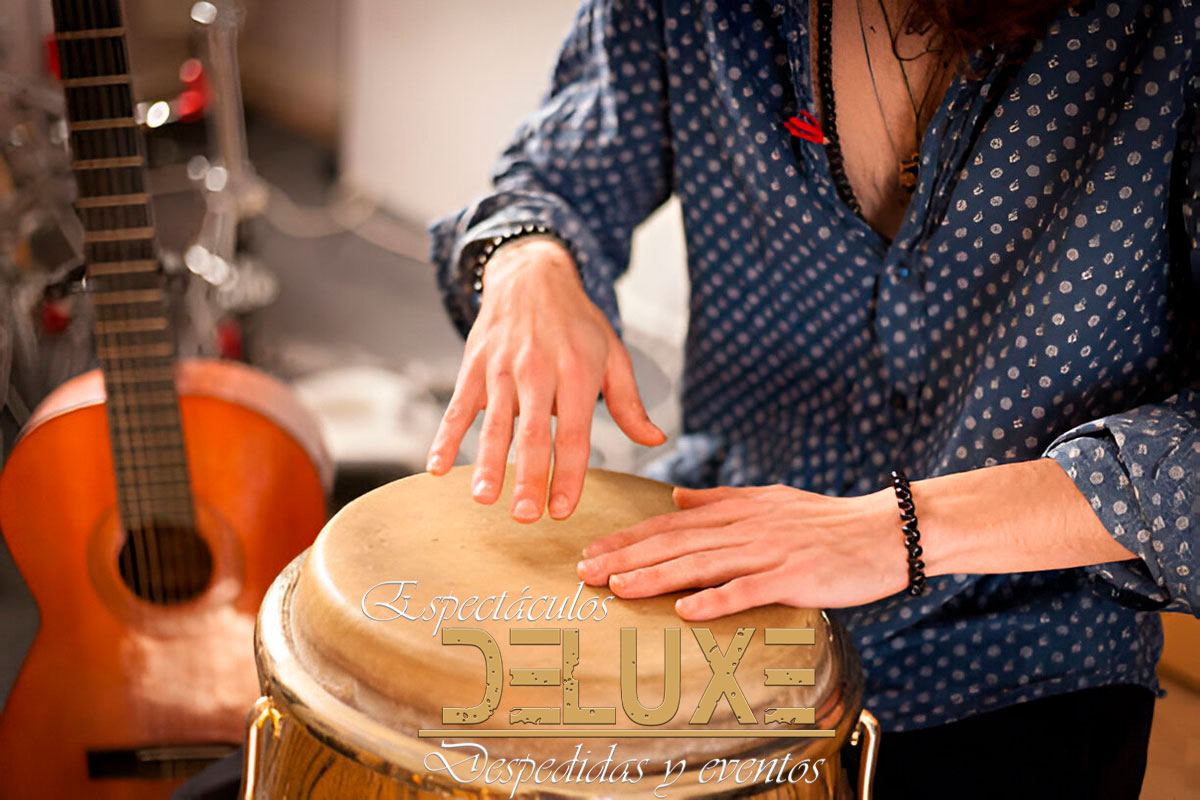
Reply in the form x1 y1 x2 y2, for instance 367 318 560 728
51 0 196 532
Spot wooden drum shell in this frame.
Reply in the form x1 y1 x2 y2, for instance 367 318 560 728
244 469 879 798
244 556 876 799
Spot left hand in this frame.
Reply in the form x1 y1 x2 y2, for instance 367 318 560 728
576 484 907 620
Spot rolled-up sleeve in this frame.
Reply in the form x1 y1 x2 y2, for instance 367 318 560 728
428 0 673 338
1045 394 1200 613
1045 84 1200 614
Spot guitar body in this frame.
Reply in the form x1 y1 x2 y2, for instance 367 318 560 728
0 358 331 799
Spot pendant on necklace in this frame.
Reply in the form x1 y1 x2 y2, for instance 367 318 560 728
899 151 920 193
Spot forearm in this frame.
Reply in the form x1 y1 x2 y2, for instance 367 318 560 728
913 458 1137 579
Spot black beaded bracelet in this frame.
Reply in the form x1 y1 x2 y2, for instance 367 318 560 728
889 469 927 596
467 223 570 294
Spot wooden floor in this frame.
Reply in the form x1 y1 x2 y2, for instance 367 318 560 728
1142 676 1200 799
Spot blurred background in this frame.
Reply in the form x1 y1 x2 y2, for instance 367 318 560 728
0 2 1194 796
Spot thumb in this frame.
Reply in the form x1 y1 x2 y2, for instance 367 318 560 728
602 343 666 447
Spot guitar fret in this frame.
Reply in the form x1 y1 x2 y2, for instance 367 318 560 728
84 227 155 243
49 0 197 522
74 156 143 170
104 386 176 403
114 429 184 446
55 27 125 41
91 288 164 305
62 74 130 88
105 366 175 384
114 448 187 464
87 259 159 276
95 318 168 334
111 423 186 441
116 470 190 489
118 490 193 507
109 418 184 433
115 452 188 470
114 449 187 466
74 193 148 209
98 343 174 360
69 118 135 131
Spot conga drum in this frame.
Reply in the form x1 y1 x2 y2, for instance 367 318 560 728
243 467 879 798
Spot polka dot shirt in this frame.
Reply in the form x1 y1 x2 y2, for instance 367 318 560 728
431 0 1200 732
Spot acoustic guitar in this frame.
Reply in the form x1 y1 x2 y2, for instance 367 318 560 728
0 1 332 796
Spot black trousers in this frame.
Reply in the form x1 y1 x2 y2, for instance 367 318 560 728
175 685 1156 800
841 684 1156 800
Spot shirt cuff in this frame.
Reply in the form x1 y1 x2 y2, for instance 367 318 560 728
1043 391 1200 614
429 188 624 339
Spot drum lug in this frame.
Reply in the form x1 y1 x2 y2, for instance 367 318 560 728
849 709 881 800
241 696 281 800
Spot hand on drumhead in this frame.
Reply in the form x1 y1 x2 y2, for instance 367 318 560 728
575 484 909 617
426 238 666 523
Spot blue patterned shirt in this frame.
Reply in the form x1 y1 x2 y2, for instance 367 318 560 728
431 0 1200 731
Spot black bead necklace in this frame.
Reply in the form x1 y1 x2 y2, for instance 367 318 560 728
814 0 862 217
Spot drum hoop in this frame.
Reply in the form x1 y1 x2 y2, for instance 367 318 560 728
256 552 867 797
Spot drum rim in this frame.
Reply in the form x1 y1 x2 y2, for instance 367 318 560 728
256 551 866 797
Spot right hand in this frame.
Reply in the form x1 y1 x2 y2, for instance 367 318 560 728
426 238 666 523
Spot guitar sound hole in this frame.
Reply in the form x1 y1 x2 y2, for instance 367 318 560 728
117 522 214 604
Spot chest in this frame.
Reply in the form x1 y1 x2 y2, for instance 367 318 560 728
812 0 956 242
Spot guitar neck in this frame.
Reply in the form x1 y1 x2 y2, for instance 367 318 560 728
51 0 195 529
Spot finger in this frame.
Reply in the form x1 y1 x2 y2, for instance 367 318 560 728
581 499 752 559
427 358 486 475
675 570 784 621
602 343 666 446
472 371 516 505
548 370 597 520
577 522 753 585
607 546 774 599
672 485 766 509
510 372 555 523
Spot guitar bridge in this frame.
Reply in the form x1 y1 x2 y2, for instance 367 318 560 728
86 743 237 780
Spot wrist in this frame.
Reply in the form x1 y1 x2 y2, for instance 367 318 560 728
906 459 1133 579
464 223 574 294
862 486 915 597
483 237 576 288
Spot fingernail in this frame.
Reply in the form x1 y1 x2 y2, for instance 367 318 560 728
513 498 539 521
427 454 443 473
576 559 591 578
675 596 692 615
472 479 493 498
550 494 571 519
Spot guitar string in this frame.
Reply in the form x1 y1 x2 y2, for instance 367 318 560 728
72 0 160 605
104 0 169 607
113 0 198 604
75 0 143 601
89 0 158 605
65 0 217 607
81 0 154 605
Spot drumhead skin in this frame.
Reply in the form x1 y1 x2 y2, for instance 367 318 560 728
256 467 864 797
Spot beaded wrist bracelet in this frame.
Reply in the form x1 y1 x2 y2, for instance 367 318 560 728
467 223 570 294
889 469 927 596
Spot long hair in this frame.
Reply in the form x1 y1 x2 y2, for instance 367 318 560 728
910 0 1092 69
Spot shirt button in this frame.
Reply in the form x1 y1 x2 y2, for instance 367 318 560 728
891 390 909 412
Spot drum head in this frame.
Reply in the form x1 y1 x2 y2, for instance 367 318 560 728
262 467 862 795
